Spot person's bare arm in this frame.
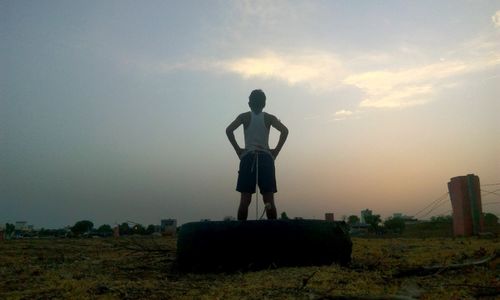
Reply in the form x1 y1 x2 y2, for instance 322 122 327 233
226 114 245 158
269 115 289 159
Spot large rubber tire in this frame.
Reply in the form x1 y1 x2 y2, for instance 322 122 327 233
177 219 352 272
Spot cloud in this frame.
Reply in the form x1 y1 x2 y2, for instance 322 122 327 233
220 51 346 91
128 29 499 111
144 48 497 110
216 35 499 109
331 110 361 121
343 36 500 108
493 10 500 28
342 61 467 108
334 110 353 117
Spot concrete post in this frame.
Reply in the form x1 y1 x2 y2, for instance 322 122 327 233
448 174 484 236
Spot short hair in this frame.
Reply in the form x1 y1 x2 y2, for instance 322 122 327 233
249 89 266 111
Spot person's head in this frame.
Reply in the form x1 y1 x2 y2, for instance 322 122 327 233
248 89 266 113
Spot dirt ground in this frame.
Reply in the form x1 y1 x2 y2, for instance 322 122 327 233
0 236 498 299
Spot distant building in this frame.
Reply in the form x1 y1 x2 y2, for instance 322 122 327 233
15 221 27 231
325 213 334 221
392 213 418 224
360 209 372 224
161 219 177 236
349 223 370 236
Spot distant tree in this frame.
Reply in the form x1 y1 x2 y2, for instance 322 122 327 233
41 228 54 237
483 213 498 226
223 216 235 221
280 212 289 220
384 217 405 233
5 223 15 235
364 214 381 231
119 222 130 235
430 215 452 223
97 224 113 235
71 220 94 235
146 224 156 235
38 228 68 238
347 215 360 225
131 224 146 235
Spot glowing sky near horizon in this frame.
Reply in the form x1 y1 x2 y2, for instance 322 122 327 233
1 1 499 228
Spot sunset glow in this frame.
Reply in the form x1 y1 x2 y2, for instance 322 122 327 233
2 1 499 227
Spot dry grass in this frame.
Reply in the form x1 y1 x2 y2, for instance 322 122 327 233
0 236 498 299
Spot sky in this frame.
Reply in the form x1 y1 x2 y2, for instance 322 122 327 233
1 1 499 228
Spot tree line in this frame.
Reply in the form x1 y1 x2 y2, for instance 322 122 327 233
70 220 160 236
343 212 498 234
3 213 497 237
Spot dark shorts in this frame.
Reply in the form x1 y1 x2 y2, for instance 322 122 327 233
236 151 277 194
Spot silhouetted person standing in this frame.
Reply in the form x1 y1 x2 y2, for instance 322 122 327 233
226 89 289 220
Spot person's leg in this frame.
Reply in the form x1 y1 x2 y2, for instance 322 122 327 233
258 153 277 219
263 193 277 219
236 153 256 220
238 193 252 220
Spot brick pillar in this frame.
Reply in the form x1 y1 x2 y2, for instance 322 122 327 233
448 174 484 236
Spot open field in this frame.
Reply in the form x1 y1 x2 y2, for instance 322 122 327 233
0 236 499 299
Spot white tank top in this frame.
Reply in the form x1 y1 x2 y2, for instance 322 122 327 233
244 112 270 155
